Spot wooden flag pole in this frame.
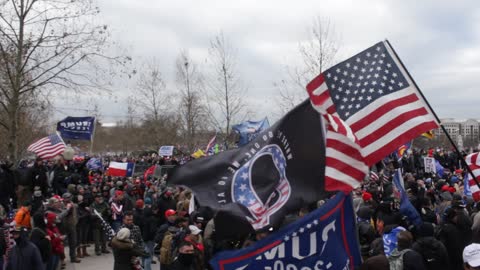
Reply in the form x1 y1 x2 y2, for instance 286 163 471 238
385 39 479 188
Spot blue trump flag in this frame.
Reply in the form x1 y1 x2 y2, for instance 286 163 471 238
232 118 270 146
393 169 422 226
435 160 444 178
210 192 362 270
86 158 103 171
57 116 96 140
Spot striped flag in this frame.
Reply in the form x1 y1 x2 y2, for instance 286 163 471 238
27 134 66 160
465 152 480 201
306 41 439 192
205 134 217 155
370 171 379 182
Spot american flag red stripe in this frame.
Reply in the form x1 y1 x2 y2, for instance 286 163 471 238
306 41 439 192
205 134 217 152
466 152 480 202
27 134 66 160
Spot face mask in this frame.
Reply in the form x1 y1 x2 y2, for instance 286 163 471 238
178 253 194 265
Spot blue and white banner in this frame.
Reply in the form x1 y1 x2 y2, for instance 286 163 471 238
232 118 270 146
57 116 96 141
159 145 174 156
210 192 361 270
86 158 103 171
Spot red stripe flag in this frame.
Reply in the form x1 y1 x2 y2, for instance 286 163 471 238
306 41 439 192
27 134 66 160
466 152 480 202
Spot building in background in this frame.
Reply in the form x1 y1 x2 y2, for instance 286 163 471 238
434 118 480 149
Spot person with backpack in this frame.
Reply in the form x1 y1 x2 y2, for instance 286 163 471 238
412 222 450 270
160 226 180 270
388 231 426 270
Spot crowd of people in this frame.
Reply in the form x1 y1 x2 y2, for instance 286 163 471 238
2 147 480 270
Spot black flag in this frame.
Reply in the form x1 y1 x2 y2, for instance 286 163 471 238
168 100 327 231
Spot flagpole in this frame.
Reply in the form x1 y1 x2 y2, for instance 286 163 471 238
385 39 480 188
90 117 97 155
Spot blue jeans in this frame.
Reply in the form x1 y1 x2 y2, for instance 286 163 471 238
143 240 154 270
46 255 59 270
112 221 122 233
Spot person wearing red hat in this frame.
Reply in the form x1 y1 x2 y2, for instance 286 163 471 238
46 212 65 270
363 192 373 202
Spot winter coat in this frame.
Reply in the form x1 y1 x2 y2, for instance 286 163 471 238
0 225 6 256
14 207 31 229
412 236 450 270
142 208 159 241
90 201 111 226
399 249 427 270
28 164 48 194
30 227 51 263
133 208 145 231
5 238 44 270
437 222 469 270
111 237 148 270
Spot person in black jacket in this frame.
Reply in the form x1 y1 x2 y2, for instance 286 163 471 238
28 158 49 196
437 207 472 270
30 212 52 266
6 226 44 270
0 217 6 269
142 206 160 270
412 222 449 270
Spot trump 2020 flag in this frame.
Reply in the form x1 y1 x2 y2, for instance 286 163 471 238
393 169 422 226
306 40 439 192
233 117 270 146
168 100 327 231
57 116 96 140
86 158 103 171
210 192 361 270
108 162 135 177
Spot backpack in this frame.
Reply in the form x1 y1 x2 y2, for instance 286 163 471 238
159 231 174 265
388 248 411 270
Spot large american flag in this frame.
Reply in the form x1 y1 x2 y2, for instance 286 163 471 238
307 41 439 192
466 152 480 202
27 134 66 160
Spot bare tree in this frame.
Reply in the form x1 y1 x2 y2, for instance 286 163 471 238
134 60 180 147
206 32 248 140
135 61 168 122
275 17 339 114
0 0 128 162
175 50 206 151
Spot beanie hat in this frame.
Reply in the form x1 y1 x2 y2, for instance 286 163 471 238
144 197 152 205
136 199 144 209
116 228 130 241
362 192 372 202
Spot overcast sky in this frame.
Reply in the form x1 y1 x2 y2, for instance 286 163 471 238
55 0 480 124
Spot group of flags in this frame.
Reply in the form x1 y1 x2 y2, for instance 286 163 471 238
25 40 466 269
168 40 443 269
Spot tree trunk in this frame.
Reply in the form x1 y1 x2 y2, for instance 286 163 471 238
7 100 19 163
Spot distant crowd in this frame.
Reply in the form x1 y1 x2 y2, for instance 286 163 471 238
2 147 480 270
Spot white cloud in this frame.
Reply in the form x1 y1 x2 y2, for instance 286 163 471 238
53 0 480 123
